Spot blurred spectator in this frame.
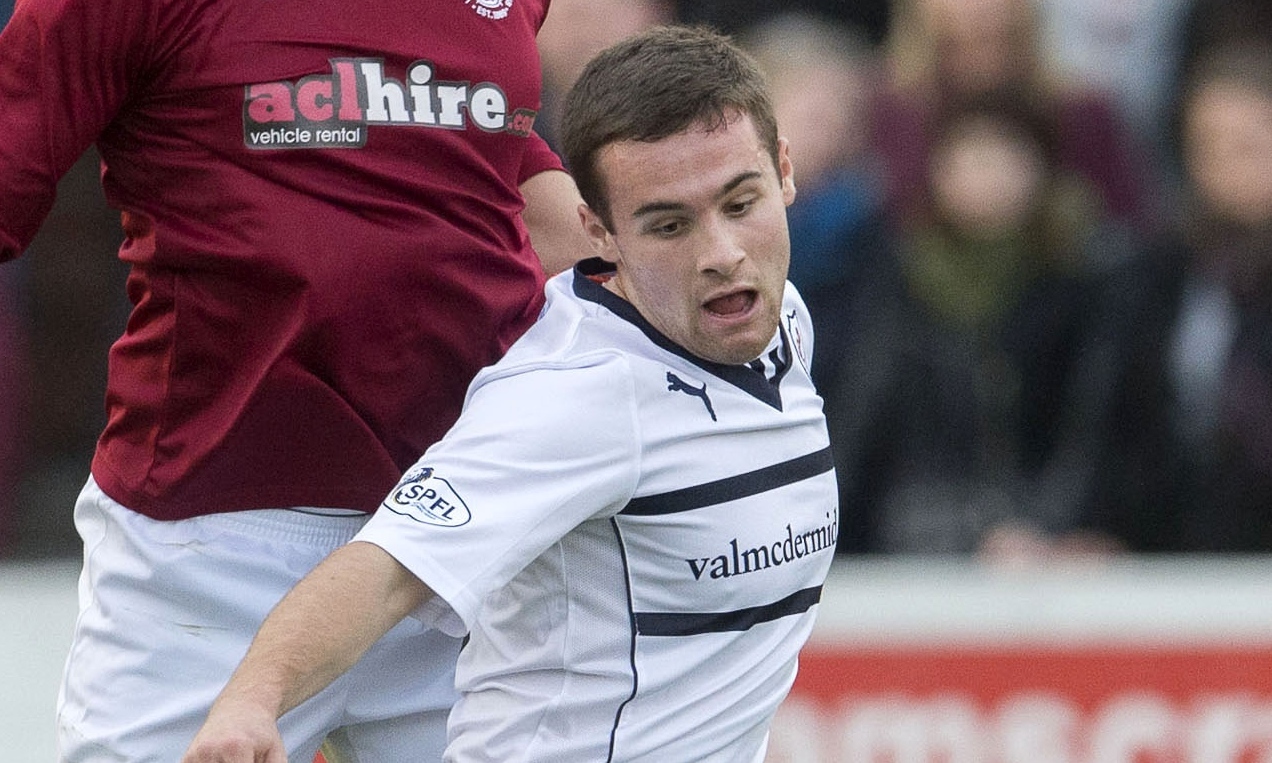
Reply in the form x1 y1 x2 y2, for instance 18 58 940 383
536 0 672 152
736 13 897 403
1168 0 1272 171
1178 0 1272 79
1095 39 1272 552
739 13 886 293
674 0 890 45
1035 0 1192 170
820 89 1134 562
874 0 1159 236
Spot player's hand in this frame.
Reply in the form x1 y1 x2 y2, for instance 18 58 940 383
180 699 287 763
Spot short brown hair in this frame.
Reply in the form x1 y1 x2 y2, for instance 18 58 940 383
560 25 779 229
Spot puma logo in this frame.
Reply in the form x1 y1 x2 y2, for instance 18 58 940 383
666 371 716 421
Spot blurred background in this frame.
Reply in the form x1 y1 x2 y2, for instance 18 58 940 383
7 0 1272 760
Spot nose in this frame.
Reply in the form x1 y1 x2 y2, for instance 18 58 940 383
697 217 746 275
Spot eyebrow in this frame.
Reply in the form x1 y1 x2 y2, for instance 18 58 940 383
630 170 765 219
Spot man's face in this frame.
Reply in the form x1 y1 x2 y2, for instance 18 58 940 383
930 115 1045 236
581 114 796 365
1185 79 1272 228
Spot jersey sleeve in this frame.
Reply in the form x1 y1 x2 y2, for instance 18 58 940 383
354 352 641 637
0 0 148 259
517 129 566 185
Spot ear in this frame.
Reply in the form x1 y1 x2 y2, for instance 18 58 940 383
777 137 797 207
579 203 619 264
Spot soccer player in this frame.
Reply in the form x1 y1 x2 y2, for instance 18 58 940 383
182 25 837 762
0 0 585 760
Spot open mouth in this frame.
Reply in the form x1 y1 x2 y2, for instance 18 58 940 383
703 289 758 318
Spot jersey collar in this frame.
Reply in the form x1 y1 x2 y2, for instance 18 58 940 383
572 258 787 410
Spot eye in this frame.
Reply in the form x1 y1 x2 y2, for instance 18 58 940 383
724 195 757 217
645 218 687 238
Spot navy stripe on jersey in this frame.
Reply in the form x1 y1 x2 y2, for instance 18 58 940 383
621 446 833 517
608 518 641 762
634 586 823 637
573 260 785 409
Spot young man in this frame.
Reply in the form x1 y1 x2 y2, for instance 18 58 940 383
183 25 837 762
0 0 583 759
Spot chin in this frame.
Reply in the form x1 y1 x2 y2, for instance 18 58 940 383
703 336 771 365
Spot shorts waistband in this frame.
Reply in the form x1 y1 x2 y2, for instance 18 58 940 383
214 507 371 546
81 476 373 547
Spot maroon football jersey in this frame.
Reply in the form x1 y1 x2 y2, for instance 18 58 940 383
0 0 562 518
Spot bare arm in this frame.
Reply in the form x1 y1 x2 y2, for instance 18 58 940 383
182 541 431 762
520 168 589 276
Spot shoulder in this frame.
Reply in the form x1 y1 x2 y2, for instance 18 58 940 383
480 270 630 373
466 272 641 417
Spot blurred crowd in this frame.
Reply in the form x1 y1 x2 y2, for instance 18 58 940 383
5 0 1272 563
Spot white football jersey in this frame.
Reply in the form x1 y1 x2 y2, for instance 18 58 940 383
356 260 838 762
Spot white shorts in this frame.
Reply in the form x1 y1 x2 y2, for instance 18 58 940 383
56 478 461 763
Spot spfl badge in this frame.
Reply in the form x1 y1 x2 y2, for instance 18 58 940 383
382 466 473 527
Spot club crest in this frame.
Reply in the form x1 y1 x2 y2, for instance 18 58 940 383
465 0 513 19
784 309 809 374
